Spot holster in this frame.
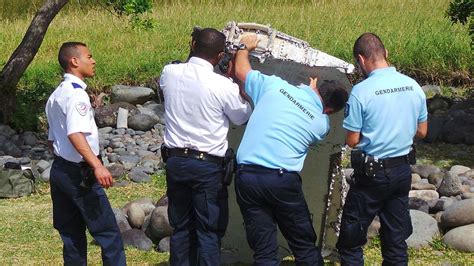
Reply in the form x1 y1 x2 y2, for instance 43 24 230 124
408 144 416 165
79 159 100 190
161 143 169 163
350 149 366 176
222 148 236 186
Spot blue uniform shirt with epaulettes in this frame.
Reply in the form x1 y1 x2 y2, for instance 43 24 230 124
343 66 428 159
237 70 330 172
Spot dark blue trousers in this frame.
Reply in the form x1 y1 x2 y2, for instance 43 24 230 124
50 157 126 266
235 164 324 266
166 156 227 266
336 163 413 266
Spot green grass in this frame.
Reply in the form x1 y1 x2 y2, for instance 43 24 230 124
1 0 472 130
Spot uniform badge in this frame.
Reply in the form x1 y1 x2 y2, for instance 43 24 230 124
344 103 350 118
75 102 88 116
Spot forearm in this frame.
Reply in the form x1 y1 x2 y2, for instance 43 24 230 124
68 133 102 168
415 121 428 139
345 131 361 148
234 50 252 83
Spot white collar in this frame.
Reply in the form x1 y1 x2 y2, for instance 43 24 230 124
188 57 214 71
63 73 87 90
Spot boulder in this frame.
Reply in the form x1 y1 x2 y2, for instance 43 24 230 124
464 169 474 179
428 96 450 113
440 199 474 228
409 197 429 213
114 208 132 233
158 236 170 252
128 114 156 131
411 173 422 184
94 102 138 128
156 194 168 207
461 192 474 200
442 224 474 252
411 164 441 179
122 229 153 251
422 85 442 95
127 203 146 229
408 190 439 201
119 155 140 170
437 172 463 197
145 206 173 243
449 165 471 177
428 197 454 213
428 172 445 188
367 216 380 238
411 183 436 190
40 166 51 182
123 198 155 214
424 116 446 143
129 170 151 183
111 85 155 105
107 164 126 179
2 140 21 157
406 210 439 249
21 131 38 146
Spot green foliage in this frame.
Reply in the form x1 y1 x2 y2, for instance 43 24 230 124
446 0 474 47
105 0 157 29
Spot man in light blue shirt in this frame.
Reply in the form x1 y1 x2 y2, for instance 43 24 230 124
234 34 349 265
336 33 428 265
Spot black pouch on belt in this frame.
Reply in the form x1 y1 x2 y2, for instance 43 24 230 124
350 149 366 176
161 143 169 163
79 163 96 190
222 148 236 186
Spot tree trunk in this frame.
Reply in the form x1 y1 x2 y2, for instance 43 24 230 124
0 0 69 124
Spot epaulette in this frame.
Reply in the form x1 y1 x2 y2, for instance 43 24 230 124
71 82 83 89
169 60 183 64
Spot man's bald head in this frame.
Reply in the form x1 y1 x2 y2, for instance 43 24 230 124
193 28 226 60
353 33 387 63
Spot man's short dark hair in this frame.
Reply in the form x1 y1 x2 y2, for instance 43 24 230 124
58 42 87 70
193 28 225 59
319 80 348 112
353 33 386 62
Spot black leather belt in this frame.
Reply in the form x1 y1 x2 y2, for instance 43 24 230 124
168 148 224 165
238 164 296 175
379 155 409 168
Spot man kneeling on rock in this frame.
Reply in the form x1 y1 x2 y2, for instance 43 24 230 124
45 42 126 265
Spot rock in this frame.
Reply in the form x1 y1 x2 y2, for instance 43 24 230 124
19 157 31 165
428 96 450 113
438 172 463 197
425 115 445 142
461 192 474 199
464 170 474 179
411 183 436 190
2 140 21 157
116 107 129 129
108 153 119 163
156 194 168 207
122 229 153 251
411 164 441 179
409 190 439 201
434 211 444 223
119 155 140 170
429 197 454 213
0 124 16 137
107 164 126 179
129 170 151 183
449 165 471 177
127 203 146 229
409 197 429 213
132 166 154 175
94 102 138 128
36 160 50 173
111 85 155 105
411 173 422 184
114 208 132 233
123 198 155 214
98 126 113 134
441 199 474 228
40 166 51 182
406 210 439 249
21 131 38 146
128 114 156 131
462 184 471 193
145 206 173 243
422 85 442 95
137 105 160 123
442 224 474 252
158 236 170 252
112 180 130 187
367 216 380 238
428 172 445 188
